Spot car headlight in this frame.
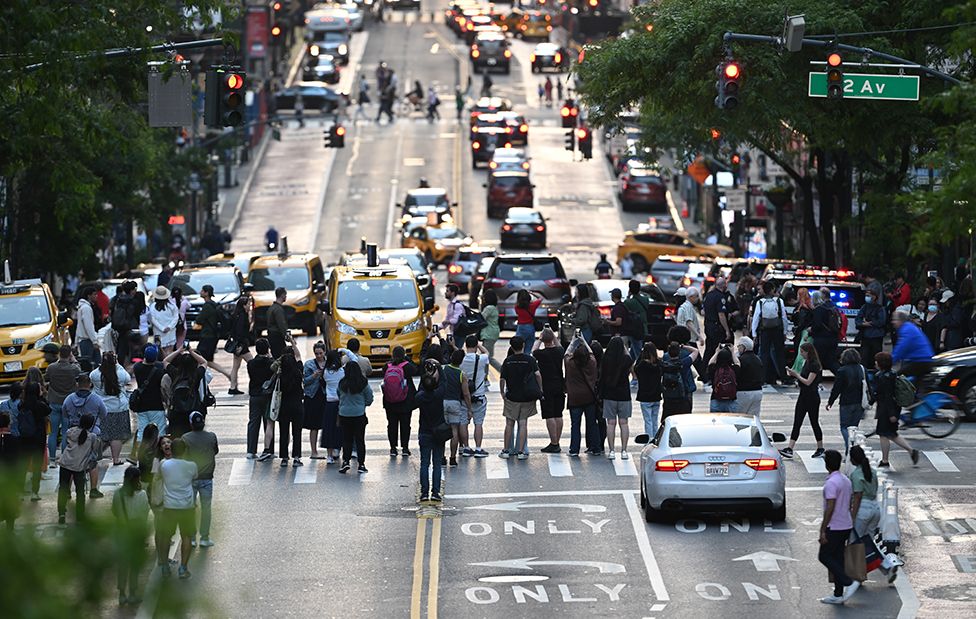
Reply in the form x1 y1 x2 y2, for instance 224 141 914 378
336 320 357 336
401 318 423 334
930 365 953 377
338 44 348 56
34 334 54 350
310 44 320 57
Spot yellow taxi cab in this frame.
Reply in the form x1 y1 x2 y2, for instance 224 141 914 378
246 245 327 337
400 215 474 265
205 251 263 277
617 228 734 273
0 267 59 384
324 251 435 369
508 9 552 39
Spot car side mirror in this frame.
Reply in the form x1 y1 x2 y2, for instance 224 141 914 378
771 432 787 443
482 183 488 188
634 434 650 445
396 202 403 207
452 201 458 207
568 278 578 287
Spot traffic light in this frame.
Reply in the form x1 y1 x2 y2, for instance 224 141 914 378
564 129 575 152
560 100 578 128
204 66 246 128
731 153 741 186
576 127 592 159
324 123 346 148
826 52 843 99
714 60 741 110
271 23 283 41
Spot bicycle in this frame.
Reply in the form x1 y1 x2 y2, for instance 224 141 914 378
899 389 964 438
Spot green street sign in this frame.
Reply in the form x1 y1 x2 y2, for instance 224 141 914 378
808 72 920 101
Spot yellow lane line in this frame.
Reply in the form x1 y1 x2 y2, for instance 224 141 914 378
427 517 442 619
410 518 428 619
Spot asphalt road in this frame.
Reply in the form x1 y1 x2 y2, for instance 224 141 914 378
12 5 976 619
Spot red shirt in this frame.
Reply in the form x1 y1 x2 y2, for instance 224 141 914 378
94 291 110 322
889 283 911 307
515 299 542 325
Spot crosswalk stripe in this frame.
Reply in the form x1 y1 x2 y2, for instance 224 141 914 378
612 456 638 476
99 463 127 489
485 455 510 479
795 451 827 474
923 450 960 472
547 454 573 477
228 458 254 486
294 461 320 484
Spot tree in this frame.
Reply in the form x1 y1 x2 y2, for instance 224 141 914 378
0 1 229 279
576 0 967 268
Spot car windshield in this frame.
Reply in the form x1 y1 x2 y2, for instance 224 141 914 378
405 193 448 207
315 31 347 42
478 39 504 51
379 252 425 273
0 295 51 327
507 210 541 223
428 227 466 240
494 260 560 281
653 260 695 273
588 281 625 302
336 279 418 310
686 263 713 277
170 272 240 296
457 250 494 262
249 267 310 291
667 423 763 448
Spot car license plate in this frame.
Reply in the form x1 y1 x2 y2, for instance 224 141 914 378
371 346 390 356
488 58 497 65
4 361 23 373
705 463 729 477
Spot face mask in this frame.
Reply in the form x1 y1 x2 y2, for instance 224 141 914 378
865 296 873 304
928 305 938 313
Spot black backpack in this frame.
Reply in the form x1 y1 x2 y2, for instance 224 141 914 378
620 303 643 338
111 294 138 331
661 356 687 400
216 305 233 338
170 375 204 417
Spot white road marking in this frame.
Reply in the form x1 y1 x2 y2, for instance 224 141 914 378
228 458 254 486
795 451 827 474
99 463 127 488
623 491 671 602
485 456 510 479
612 456 638 476
923 450 960 472
547 453 573 477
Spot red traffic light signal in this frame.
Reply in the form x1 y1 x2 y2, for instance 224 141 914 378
335 126 346 137
826 52 843 99
272 1 283 10
715 60 741 110
575 128 588 139
225 73 244 90
827 53 842 67
724 63 741 79
271 24 283 38
731 153 741 165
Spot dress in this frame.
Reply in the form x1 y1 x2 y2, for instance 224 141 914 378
302 359 328 430
319 368 344 449
91 364 132 442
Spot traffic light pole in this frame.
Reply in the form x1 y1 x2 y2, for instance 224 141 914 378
722 32 962 86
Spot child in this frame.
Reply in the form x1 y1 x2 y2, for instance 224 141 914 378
112 466 151 605
635 343 662 435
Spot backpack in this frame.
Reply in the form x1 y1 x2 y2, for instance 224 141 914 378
16 404 37 438
661 356 686 400
893 375 916 408
170 375 204 417
712 365 737 400
621 303 643 338
759 298 784 330
584 303 603 334
130 365 161 413
382 362 409 403
111 294 137 331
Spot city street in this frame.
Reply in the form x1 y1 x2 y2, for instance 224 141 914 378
6 3 976 619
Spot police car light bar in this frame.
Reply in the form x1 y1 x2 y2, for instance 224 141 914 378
795 268 854 278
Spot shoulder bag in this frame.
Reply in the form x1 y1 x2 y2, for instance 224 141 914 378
268 375 282 422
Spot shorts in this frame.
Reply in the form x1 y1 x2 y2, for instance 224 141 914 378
470 396 487 425
444 400 468 425
160 507 197 539
541 393 566 419
197 337 218 362
136 410 167 439
603 399 632 420
503 399 537 421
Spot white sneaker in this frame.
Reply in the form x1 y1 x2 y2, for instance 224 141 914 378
607 451 616 460
190 539 197 548
245 453 256 460
620 451 630 460
326 456 335 464
841 580 860 601
820 595 844 605
198 538 215 548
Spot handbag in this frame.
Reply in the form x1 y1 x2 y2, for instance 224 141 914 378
223 338 239 354
455 304 488 337
860 366 873 411
268 377 282 422
829 541 867 583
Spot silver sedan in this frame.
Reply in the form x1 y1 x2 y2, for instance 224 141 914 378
637 413 788 522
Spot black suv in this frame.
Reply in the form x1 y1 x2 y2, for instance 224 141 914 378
471 32 511 74
483 254 570 330
567 279 675 348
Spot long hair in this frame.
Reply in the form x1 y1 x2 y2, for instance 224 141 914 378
22 381 43 409
122 465 142 497
641 342 659 366
139 423 160 461
23 366 44 392
600 336 630 385
799 342 821 373
325 350 343 372
516 289 531 310
339 359 368 394
99 352 121 396
78 413 95 445
849 445 873 483
796 288 813 310
572 344 591 370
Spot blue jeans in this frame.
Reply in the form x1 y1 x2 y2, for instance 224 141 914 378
77 338 100 371
639 401 660 436
418 432 445 497
580 327 593 345
192 479 214 539
48 403 69 460
515 324 536 345
710 399 739 413
839 404 864 453
569 403 600 454
628 336 643 365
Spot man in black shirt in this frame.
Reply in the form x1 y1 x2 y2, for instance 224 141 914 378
702 277 732 384
246 338 276 460
735 337 764 416
499 336 542 460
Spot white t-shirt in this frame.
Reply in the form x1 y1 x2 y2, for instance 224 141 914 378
460 352 490 397
161 458 198 510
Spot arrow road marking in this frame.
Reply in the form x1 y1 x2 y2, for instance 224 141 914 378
470 557 626 574
732 551 798 572
465 501 607 513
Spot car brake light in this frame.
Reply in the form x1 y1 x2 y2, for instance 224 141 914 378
484 278 508 288
706 275 716 282
448 264 463 274
656 459 689 472
744 458 778 471
535 225 545 232
571 108 578 116
645 274 655 284
547 25 552 32
521 162 530 169
519 123 528 133
598 306 612 318
545 278 569 289
681 276 691 286
560 107 570 117
504 142 512 148
664 305 676 319
506 127 513 133
504 50 512 58
467 23 473 30
473 142 480 150
472 49 480 58
555 52 562 63
530 54 536 62
502 224 512 231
